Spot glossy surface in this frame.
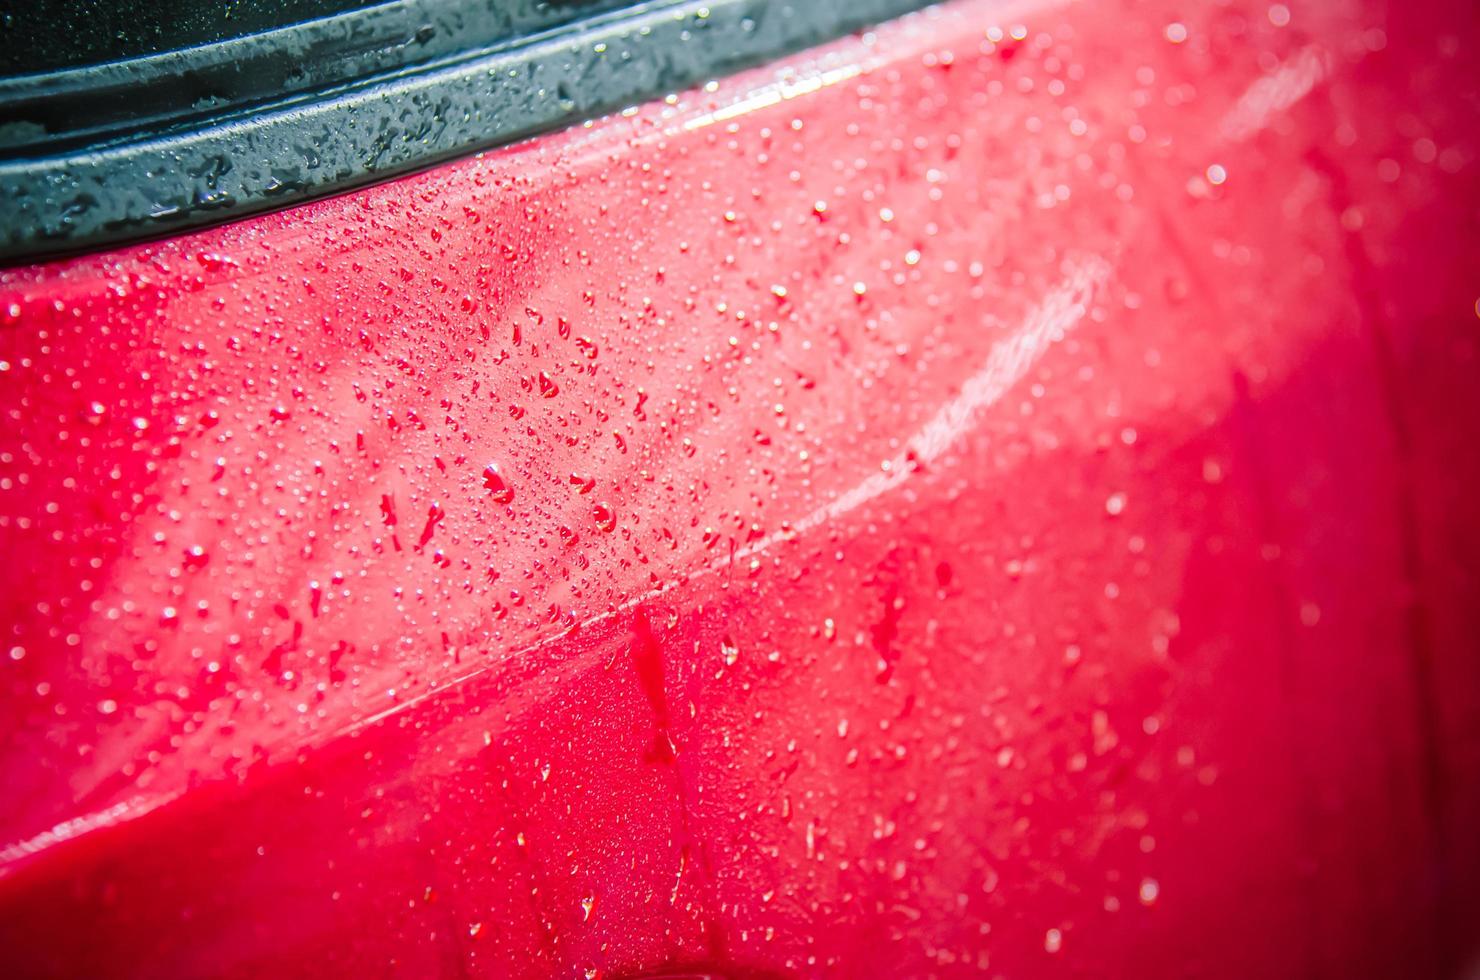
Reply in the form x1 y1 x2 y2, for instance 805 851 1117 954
1 0 1478 975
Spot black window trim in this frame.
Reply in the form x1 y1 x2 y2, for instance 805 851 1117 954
0 0 938 265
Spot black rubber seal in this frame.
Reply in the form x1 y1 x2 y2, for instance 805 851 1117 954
1 0 386 76
0 0 937 265
0 2 642 156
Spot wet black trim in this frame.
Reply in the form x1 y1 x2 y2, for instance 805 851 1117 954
1 0 384 76
0 2 642 156
0 0 937 265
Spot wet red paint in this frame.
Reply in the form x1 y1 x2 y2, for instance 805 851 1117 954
1 0 1478 975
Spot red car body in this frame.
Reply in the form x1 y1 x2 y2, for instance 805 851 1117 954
1 0 1478 976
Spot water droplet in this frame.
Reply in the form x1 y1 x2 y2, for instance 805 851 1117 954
418 502 445 548
482 464 514 503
